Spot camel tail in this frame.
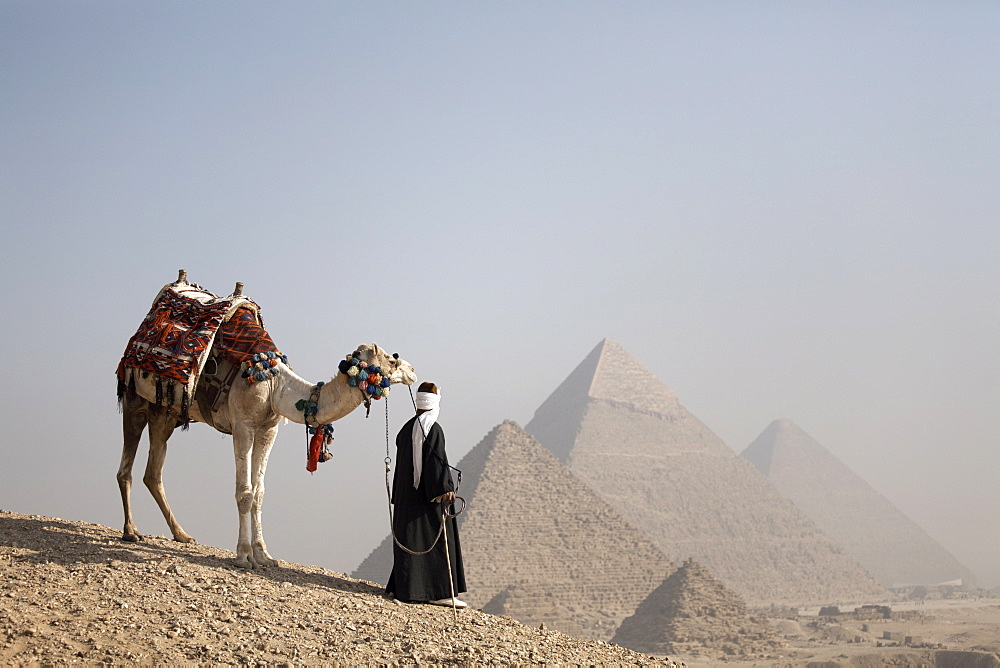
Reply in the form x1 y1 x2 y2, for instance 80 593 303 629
180 386 191 430
116 376 126 413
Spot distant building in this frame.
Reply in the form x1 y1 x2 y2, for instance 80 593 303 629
854 604 892 620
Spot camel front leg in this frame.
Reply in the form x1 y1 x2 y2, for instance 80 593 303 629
233 423 278 568
233 424 257 568
249 424 279 568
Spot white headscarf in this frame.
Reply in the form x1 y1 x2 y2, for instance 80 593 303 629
411 390 441 489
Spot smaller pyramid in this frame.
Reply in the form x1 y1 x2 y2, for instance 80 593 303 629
483 584 589 639
353 420 676 640
742 419 977 588
612 559 784 660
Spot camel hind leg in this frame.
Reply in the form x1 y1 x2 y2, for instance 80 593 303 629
143 404 196 543
117 391 194 544
117 392 147 542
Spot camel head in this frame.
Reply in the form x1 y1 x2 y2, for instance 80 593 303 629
348 343 417 388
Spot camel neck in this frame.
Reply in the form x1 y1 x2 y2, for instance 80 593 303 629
271 366 364 425
270 368 314 424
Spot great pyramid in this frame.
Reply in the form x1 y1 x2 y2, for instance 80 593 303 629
525 338 889 606
352 420 676 640
612 559 783 660
742 418 977 588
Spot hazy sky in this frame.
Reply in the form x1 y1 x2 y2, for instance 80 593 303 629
3 2 998 589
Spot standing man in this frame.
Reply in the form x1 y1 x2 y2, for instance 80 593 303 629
386 381 467 608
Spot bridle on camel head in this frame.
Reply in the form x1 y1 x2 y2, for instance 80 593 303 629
343 347 400 418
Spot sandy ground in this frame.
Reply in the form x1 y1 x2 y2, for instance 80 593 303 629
2 510 997 666
0 511 675 665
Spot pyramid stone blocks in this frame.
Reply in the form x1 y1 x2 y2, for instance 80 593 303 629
613 559 783 660
526 339 889 606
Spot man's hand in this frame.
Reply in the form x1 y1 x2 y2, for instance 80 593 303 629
431 491 456 505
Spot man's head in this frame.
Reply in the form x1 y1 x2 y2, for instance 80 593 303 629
415 382 439 414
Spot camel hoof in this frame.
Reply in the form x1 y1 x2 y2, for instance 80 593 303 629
234 551 261 569
121 532 143 543
173 533 196 544
251 550 278 568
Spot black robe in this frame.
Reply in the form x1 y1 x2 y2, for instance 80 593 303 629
385 417 466 602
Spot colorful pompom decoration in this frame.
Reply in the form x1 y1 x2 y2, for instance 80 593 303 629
242 350 289 384
339 353 392 399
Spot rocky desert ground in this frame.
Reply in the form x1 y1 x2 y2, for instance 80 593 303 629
0 511 676 665
2 510 998 666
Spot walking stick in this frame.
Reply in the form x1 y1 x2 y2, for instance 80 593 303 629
441 503 458 622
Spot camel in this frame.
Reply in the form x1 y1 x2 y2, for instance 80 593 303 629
117 275 417 569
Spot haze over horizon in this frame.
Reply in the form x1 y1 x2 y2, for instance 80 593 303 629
3 3 998 589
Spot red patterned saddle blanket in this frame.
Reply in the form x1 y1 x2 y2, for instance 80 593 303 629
116 280 280 422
